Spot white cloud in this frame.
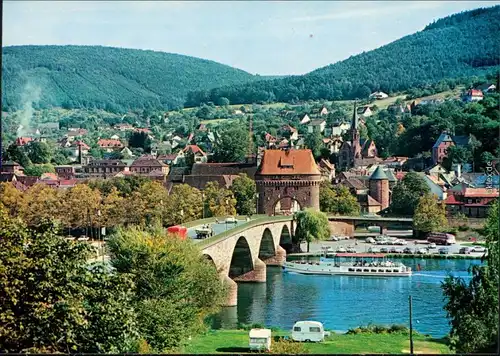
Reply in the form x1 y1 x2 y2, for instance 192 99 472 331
289 1 448 23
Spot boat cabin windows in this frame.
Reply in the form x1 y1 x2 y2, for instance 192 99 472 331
363 269 369 272
348 268 354 272
356 269 362 272
393 269 399 272
386 270 392 273
371 269 377 272
293 327 301 332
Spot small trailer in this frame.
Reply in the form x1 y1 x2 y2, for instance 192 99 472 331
249 328 272 351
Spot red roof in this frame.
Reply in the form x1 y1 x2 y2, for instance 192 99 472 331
15 137 33 146
72 140 90 150
395 172 407 180
463 188 499 198
335 253 387 258
445 194 462 205
257 149 321 176
135 128 152 134
98 139 123 148
183 145 206 156
468 89 484 97
265 132 277 143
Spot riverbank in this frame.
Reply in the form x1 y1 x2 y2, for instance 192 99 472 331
288 252 482 260
178 329 452 354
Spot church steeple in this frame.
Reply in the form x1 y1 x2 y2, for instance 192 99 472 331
352 101 359 130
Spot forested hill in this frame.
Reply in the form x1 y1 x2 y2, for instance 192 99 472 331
1 45 267 111
185 5 500 107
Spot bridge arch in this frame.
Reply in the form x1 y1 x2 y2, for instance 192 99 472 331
259 228 276 260
229 236 254 278
279 224 293 252
203 253 217 269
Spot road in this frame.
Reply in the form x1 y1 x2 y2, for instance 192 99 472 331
187 218 252 243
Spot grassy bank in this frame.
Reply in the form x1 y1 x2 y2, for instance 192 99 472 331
178 329 451 354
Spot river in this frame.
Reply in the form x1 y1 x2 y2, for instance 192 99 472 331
210 257 482 337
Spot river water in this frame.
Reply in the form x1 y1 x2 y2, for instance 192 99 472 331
211 257 482 337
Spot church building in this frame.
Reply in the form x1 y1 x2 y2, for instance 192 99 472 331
338 103 380 170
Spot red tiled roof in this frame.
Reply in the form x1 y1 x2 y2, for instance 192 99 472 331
15 137 33 146
395 172 407 180
40 173 59 180
265 132 277 142
463 188 499 198
183 145 206 156
135 128 152 133
98 139 123 148
257 149 321 176
71 140 90 150
445 194 462 205
468 89 484 97
59 179 78 186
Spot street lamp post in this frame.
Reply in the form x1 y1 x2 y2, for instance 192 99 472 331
409 295 414 356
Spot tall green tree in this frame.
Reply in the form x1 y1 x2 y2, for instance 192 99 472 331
203 181 237 217
304 131 323 159
441 201 499 353
413 193 448 233
128 132 152 153
5 143 31 168
320 182 360 215
390 172 430 216
25 141 53 164
294 209 331 252
0 210 139 353
212 124 249 163
230 173 256 216
107 227 226 352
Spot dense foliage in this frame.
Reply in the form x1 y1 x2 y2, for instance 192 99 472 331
0 179 237 230
320 182 360 216
107 227 226 352
1 45 268 111
0 209 139 353
442 201 499 353
389 172 430 216
413 193 448 233
230 173 257 216
186 6 500 106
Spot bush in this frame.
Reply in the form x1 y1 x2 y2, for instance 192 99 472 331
237 322 266 331
347 324 412 335
458 225 470 231
271 339 308 354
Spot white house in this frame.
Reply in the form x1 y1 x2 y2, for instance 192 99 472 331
300 114 311 125
320 107 328 116
357 106 373 117
307 119 326 134
369 91 389 100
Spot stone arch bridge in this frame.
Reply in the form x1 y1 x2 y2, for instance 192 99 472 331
198 215 413 306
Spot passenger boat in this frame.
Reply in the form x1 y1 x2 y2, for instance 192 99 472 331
282 253 412 277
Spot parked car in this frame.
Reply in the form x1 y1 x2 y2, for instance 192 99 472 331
438 247 449 255
394 248 403 254
459 247 472 255
417 248 428 255
365 237 375 244
389 247 398 253
472 246 487 253
427 243 437 249
380 247 389 253
368 247 380 253
403 247 413 254
329 236 339 241
336 247 347 253
346 247 357 253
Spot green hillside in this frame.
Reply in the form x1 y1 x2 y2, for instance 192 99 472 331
1 45 266 111
185 5 500 106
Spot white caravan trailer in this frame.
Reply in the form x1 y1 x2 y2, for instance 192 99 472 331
291 321 327 342
249 328 272 351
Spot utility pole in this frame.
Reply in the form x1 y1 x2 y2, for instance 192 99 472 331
409 295 414 356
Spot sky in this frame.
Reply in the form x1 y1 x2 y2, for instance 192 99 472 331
4 1 500 76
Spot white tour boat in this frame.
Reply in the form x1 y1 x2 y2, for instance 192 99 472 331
283 253 412 277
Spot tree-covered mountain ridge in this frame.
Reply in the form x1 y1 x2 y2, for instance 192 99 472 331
185 5 500 107
1 45 272 111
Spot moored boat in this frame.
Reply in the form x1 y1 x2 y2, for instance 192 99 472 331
283 253 412 277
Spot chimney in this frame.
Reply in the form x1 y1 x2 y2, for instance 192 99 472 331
78 142 83 164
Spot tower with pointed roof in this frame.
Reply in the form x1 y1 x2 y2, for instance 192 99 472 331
351 102 362 161
369 166 389 210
